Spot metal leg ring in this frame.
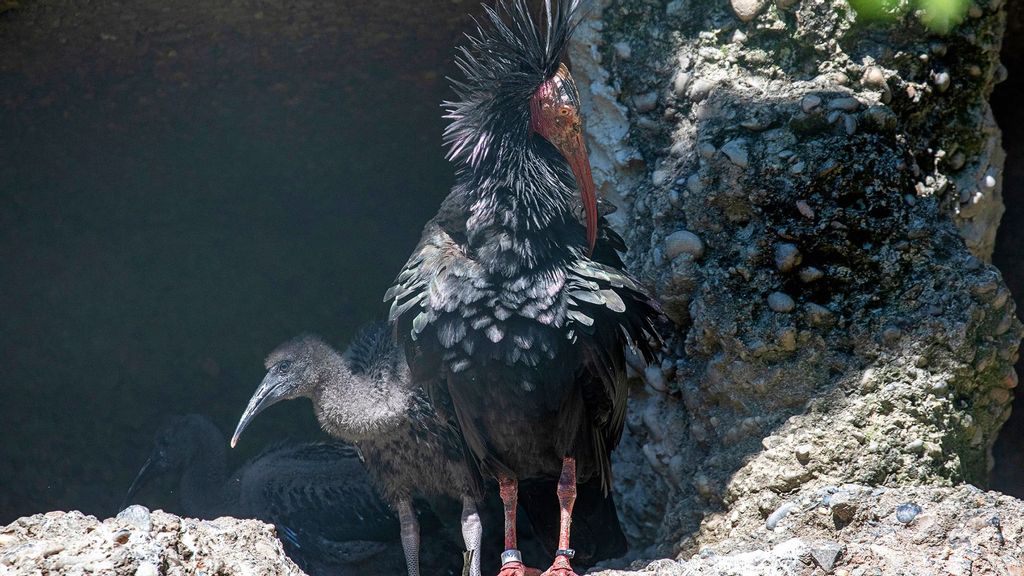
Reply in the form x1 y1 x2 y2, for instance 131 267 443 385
501 549 523 565
555 549 575 559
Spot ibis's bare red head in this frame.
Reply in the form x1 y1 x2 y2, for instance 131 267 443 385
529 63 596 254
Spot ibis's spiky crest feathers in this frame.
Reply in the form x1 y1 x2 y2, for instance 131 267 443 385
444 0 581 171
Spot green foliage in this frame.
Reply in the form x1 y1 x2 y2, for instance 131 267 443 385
918 0 970 33
848 0 970 33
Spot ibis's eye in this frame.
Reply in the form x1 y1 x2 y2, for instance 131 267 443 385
277 360 292 374
559 107 571 116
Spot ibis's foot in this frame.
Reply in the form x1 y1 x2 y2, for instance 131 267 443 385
540 555 578 576
497 561 527 576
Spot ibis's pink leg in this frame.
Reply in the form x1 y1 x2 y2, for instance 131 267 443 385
541 457 578 576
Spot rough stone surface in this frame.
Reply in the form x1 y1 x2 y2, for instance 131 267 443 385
0 508 303 576
570 0 1023 569
591 484 1024 575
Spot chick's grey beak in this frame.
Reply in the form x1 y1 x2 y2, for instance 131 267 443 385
231 374 290 448
121 457 154 512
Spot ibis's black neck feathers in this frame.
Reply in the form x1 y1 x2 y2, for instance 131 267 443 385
444 0 580 174
458 136 586 276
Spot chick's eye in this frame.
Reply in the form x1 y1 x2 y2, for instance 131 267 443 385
277 360 292 373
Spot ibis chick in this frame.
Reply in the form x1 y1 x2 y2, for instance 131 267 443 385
232 323 483 576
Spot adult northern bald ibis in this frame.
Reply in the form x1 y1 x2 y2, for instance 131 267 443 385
232 322 484 576
384 1 662 575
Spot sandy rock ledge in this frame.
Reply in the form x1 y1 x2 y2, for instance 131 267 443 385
0 507 302 576
592 484 1024 576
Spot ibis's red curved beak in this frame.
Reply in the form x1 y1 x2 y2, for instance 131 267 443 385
530 63 597 255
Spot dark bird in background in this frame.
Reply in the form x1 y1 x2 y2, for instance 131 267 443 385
121 414 406 576
384 1 662 575
232 323 484 576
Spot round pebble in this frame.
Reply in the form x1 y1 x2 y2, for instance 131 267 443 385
932 71 950 92
690 79 715 101
673 72 691 97
117 505 152 532
613 42 632 60
828 97 861 111
801 94 821 112
730 0 766 21
895 502 921 524
774 243 802 272
665 230 705 259
633 92 659 113
686 173 703 194
799 267 823 283
721 139 749 168
768 292 795 313
863 66 886 87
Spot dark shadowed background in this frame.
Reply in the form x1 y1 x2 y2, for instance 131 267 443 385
0 0 1022 524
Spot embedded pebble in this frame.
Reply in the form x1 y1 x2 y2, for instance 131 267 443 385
613 41 632 60
932 71 950 92
774 243 802 272
673 71 691 97
730 0 766 21
863 66 886 86
990 387 1010 404
721 139 749 168
136 562 159 576
795 443 812 464
117 505 152 532
844 114 857 135
896 502 922 524
652 169 671 186
778 327 797 351
633 92 659 113
983 173 997 190
906 438 924 452
765 502 797 530
801 94 821 112
811 543 843 571
829 491 857 523
665 230 705 259
687 173 703 194
768 292 795 313
698 142 717 158
828 97 861 111
690 78 715 101
796 200 814 219
805 303 834 325
799 266 823 283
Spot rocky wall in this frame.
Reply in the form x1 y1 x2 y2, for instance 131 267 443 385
568 0 1024 564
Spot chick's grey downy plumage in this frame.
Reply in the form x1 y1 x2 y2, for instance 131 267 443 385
122 414 404 576
233 323 483 576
